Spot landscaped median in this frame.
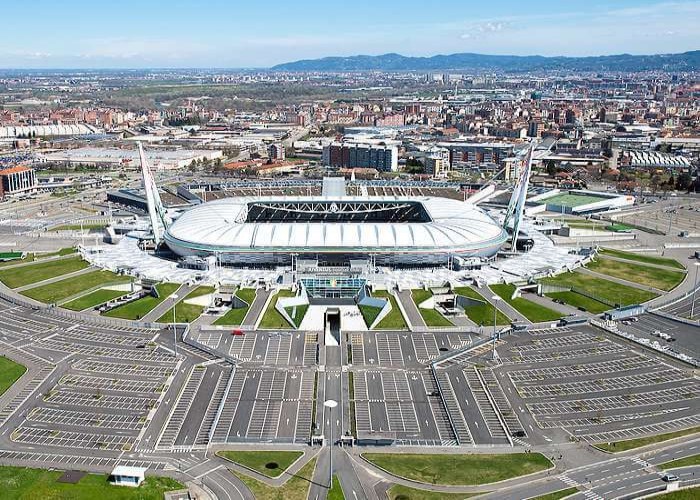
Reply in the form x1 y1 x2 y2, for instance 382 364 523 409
229 456 317 500
157 285 215 323
490 284 562 323
594 426 700 453
216 450 303 478
453 286 510 326
361 452 553 485
371 290 408 330
102 282 179 320
259 289 297 329
0 255 89 289
411 289 453 327
214 288 257 326
21 269 130 304
661 454 700 470
0 356 26 396
386 484 482 500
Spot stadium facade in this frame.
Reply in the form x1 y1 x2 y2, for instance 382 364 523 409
163 195 508 266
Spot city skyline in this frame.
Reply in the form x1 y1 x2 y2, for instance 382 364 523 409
0 0 698 68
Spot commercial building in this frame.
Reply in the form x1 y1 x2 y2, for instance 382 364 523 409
322 142 398 172
0 165 37 198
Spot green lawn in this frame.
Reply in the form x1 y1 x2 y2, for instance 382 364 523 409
103 283 179 320
541 271 658 306
214 288 257 326
156 286 215 323
62 288 129 311
0 255 89 288
587 258 685 291
453 286 510 326
285 304 309 328
362 452 552 485
49 223 107 231
661 454 700 469
373 290 408 330
259 290 295 329
216 450 303 478
650 487 699 499
0 247 76 269
490 284 562 323
599 248 685 270
328 475 344 500
21 270 130 304
594 427 700 453
359 304 382 328
411 289 453 327
0 465 183 500
231 456 317 500
386 484 482 500
529 488 579 500
0 356 26 396
545 291 610 314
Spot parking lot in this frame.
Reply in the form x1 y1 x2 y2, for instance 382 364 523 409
659 293 700 320
493 325 700 444
614 313 700 361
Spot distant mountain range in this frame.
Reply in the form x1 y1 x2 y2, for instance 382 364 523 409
272 50 700 72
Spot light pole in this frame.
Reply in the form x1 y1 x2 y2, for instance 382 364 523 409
171 294 179 356
323 399 338 489
691 263 700 319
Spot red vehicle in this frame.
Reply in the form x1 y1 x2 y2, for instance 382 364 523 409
231 329 245 336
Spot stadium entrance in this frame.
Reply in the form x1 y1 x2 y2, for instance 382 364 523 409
300 277 365 301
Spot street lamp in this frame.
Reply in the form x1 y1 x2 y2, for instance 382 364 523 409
691 263 700 319
171 294 179 356
323 399 338 489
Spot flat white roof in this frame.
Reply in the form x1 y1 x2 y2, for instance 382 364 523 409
111 465 147 477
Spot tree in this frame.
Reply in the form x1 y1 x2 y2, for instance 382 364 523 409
545 160 557 176
676 172 693 191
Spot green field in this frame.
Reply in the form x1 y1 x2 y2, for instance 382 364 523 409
544 193 608 208
411 289 453 327
62 288 130 311
545 291 610 314
157 286 215 323
373 290 408 330
587 258 685 291
231 456 317 500
0 466 183 500
103 283 179 320
21 270 130 304
259 290 295 329
647 487 699 499
386 484 481 500
490 284 562 323
530 488 579 500
0 356 26 396
0 255 89 288
285 304 309 328
541 271 658 306
661 454 700 469
453 286 510 326
214 288 257 326
328 475 344 500
359 304 382 328
49 223 107 231
599 248 685 269
595 427 700 452
216 450 303 478
362 453 552 485
0 247 76 269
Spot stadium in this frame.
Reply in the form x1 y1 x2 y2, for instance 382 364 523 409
163 195 508 266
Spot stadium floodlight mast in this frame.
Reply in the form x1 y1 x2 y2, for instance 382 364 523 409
691 263 700 319
323 399 338 489
171 294 179 356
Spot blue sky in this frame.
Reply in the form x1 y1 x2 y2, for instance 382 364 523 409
0 0 698 68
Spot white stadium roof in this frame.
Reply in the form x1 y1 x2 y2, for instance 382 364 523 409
165 196 507 255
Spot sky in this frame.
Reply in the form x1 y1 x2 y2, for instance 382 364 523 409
0 0 698 68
